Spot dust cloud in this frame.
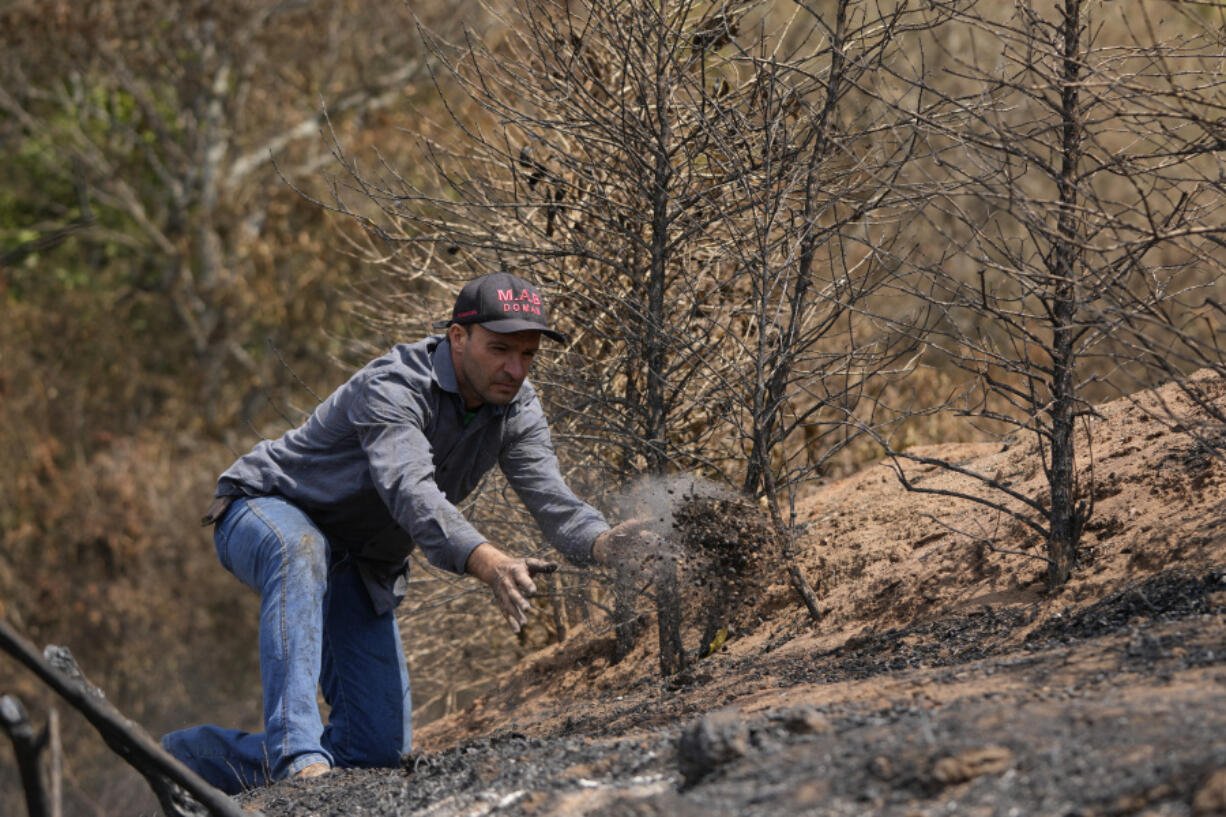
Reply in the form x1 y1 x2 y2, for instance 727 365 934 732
611 474 739 537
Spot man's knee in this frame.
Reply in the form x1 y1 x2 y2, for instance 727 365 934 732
331 730 408 769
328 697 411 769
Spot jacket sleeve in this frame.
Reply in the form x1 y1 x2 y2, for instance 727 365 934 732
349 375 487 575
499 394 609 564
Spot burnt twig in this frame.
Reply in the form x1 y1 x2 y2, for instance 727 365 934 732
0 695 53 817
0 618 254 817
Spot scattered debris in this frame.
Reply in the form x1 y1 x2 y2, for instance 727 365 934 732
930 746 1014 786
1194 768 1226 816
769 705 830 736
677 709 750 787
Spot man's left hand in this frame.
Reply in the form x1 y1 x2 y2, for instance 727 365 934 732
465 543 557 633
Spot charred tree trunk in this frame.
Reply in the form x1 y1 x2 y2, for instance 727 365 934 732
610 585 643 664
654 549 686 677
742 0 849 501
1046 0 1086 588
0 695 56 817
644 103 673 475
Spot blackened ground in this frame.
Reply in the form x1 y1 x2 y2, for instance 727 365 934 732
237 567 1226 817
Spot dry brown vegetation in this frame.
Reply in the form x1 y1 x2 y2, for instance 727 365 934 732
3 0 1226 814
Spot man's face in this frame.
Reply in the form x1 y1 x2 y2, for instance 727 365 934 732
449 323 541 409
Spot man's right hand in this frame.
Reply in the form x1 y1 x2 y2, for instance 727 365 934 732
464 543 557 633
591 519 667 584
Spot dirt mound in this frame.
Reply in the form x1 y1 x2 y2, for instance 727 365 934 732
238 374 1226 817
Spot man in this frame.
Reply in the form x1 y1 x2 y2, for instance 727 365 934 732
162 272 636 793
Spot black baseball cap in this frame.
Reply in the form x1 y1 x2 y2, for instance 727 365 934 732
434 272 567 343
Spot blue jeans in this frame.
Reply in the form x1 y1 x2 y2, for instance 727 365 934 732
161 496 412 794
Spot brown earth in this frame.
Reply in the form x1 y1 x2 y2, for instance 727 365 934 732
239 374 1226 817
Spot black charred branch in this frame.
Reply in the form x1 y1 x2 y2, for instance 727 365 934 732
0 695 55 817
763 470 822 623
0 618 254 817
654 553 687 677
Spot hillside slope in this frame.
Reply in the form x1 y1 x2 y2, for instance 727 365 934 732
240 374 1226 817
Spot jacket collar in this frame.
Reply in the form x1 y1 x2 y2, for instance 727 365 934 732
430 335 460 394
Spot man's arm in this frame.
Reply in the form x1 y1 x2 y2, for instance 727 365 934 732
500 393 660 574
350 376 489 575
498 394 610 563
353 376 569 630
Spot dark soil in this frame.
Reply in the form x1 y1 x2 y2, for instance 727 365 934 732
239 581 1226 817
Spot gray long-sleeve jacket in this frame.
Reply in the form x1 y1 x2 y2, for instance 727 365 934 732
216 334 609 613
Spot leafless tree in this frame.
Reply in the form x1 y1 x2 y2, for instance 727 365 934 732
670 0 943 619
325 0 947 493
326 0 762 479
316 0 958 649
869 0 1226 586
